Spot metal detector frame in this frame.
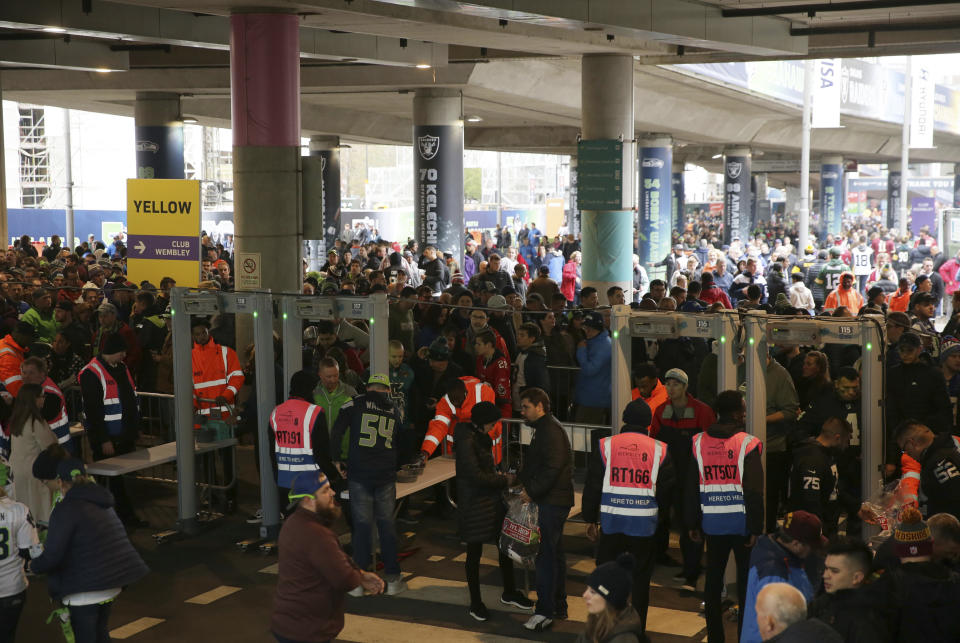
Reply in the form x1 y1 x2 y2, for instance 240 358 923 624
610 307 741 434
171 287 278 537
279 293 389 397
742 311 885 533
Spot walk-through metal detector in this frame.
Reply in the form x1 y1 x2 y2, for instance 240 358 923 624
171 287 278 537
742 312 885 533
610 307 742 430
279 293 389 395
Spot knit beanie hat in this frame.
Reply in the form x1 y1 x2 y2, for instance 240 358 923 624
893 506 934 559
622 398 652 430
584 553 635 610
940 337 960 364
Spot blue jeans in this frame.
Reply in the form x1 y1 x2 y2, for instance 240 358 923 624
349 480 401 577
534 503 570 618
68 601 113 643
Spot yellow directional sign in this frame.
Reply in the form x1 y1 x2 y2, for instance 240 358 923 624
126 179 201 288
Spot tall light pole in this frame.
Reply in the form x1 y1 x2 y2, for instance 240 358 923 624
799 60 813 252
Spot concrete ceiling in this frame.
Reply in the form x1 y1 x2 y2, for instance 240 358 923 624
2 0 960 183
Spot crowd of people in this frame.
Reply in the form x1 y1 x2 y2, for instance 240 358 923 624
0 211 958 642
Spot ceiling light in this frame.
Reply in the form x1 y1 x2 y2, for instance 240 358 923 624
711 153 722 159
466 116 482 123
95 68 113 73
182 116 198 124
415 64 431 69
42 27 67 33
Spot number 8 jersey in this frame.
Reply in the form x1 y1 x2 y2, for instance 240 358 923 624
0 495 39 599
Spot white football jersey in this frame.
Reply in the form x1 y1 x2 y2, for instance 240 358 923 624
0 496 39 597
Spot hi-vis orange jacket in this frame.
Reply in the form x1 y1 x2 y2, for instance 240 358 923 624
0 334 26 397
192 340 244 420
421 375 502 464
900 434 960 506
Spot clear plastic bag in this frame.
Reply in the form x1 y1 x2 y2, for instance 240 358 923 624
860 479 911 546
499 495 540 568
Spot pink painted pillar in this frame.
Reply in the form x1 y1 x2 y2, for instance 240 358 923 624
230 12 303 295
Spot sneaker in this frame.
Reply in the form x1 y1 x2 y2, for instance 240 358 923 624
523 614 553 631
386 579 408 596
469 603 490 622
348 586 364 597
500 591 535 610
681 580 697 592
245 508 263 524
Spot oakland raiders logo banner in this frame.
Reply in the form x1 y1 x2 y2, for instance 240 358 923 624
414 124 464 267
723 153 751 245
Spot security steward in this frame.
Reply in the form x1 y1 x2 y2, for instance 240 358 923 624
896 420 960 520
191 316 244 509
268 370 331 515
787 417 851 538
78 333 142 526
684 390 763 643
0 322 36 397
582 398 675 635
419 376 502 465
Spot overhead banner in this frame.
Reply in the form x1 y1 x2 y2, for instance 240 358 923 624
820 163 844 239
126 179 201 288
319 148 341 254
911 196 937 235
911 63 935 149
812 58 841 129
135 125 185 180
723 153 751 244
413 124 464 268
638 145 672 268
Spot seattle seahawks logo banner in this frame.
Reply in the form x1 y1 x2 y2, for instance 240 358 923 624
723 153 751 245
414 125 464 269
639 145 672 269
135 125 184 180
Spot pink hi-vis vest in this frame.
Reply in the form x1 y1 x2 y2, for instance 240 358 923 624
78 358 137 437
599 433 666 537
42 377 70 447
693 431 761 536
270 398 323 489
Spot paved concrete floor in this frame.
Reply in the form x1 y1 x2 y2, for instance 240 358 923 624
15 446 738 642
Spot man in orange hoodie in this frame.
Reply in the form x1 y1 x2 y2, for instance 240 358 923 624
823 272 864 314
888 277 912 313
631 363 668 417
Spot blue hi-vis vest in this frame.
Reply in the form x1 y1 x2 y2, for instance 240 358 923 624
693 431 761 536
79 358 137 437
271 398 323 489
43 377 71 448
599 433 666 537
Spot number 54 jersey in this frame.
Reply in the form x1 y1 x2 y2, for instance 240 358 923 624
331 391 403 487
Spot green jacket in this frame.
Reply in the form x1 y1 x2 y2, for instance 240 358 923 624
314 382 357 459
21 307 58 344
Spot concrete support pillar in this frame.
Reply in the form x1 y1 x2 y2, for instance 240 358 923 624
581 54 635 302
303 135 340 270
887 161 902 232
953 163 960 208
638 135 672 271
134 92 185 179
672 162 685 236
413 88 463 271
723 147 752 244
0 77 7 248
820 156 844 241
230 11 302 295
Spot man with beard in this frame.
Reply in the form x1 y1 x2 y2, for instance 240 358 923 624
271 470 384 643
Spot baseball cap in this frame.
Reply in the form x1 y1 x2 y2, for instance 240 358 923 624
487 295 510 310
56 458 86 482
898 331 922 350
782 510 828 548
914 292 936 305
367 373 391 387
663 368 688 387
583 311 605 331
287 470 330 502
96 302 118 315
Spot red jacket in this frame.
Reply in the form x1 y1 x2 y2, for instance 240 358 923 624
699 285 732 309
476 350 512 417
561 261 579 302
649 393 716 440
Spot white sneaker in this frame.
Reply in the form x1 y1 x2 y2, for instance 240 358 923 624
386 579 407 596
523 614 553 631
245 508 263 524
348 586 364 597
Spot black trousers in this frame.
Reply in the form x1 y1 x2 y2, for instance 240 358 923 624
765 451 790 533
703 534 751 643
0 590 25 643
465 541 517 606
596 532 656 634
656 498 703 581
92 438 137 522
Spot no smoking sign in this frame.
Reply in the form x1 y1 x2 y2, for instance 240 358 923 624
237 252 262 289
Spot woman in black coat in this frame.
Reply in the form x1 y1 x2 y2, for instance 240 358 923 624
454 402 533 621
